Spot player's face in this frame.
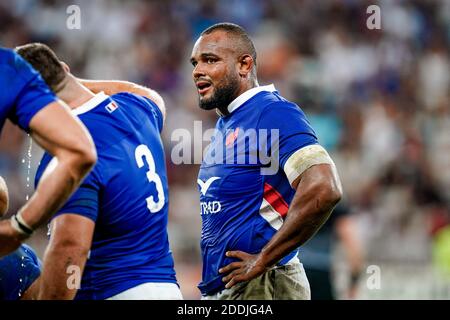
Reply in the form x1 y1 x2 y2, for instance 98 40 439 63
190 31 240 110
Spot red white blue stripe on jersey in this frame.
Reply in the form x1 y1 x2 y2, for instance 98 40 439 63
259 183 289 230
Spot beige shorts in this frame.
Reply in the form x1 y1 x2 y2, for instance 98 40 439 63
202 259 311 300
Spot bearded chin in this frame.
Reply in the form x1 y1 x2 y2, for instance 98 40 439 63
198 80 239 111
198 96 217 110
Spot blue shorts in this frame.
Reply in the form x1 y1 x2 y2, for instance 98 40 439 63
0 244 41 300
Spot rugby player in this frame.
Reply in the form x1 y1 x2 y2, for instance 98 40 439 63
190 23 343 299
16 43 181 300
0 47 96 257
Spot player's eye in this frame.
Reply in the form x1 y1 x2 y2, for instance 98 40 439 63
206 58 216 64
191 61 197 67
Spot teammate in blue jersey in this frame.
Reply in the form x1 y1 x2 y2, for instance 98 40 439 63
0 244 41 300
0 177 40 300
190 23 343 299
0 48 96 257
16 43 181 300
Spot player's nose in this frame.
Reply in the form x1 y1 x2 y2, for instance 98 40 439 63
192 63 206 80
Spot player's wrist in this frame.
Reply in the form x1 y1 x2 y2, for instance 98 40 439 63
256 251 275 271
10 211 34 238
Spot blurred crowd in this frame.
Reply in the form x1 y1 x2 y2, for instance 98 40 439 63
0 0 449 299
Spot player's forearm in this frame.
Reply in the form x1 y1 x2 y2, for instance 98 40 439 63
18 155 92 230
80 79 166 120
0 176 9 217
38 244 88 300
13 101 97 233
80 79 148 96
259 164 342 268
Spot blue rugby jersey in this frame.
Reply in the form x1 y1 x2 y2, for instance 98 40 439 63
35 92 177 300
0 244 41 300
0 48 56 133
197 85 318 295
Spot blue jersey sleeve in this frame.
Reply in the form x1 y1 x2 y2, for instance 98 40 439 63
5 51 57 132
141 95 164 133
258 101 318 169
111 92 163 133
35 152 102 223
53 169 101 222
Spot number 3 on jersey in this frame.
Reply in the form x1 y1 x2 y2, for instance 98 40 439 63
135 144 165 213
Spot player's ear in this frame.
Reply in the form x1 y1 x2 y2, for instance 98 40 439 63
238 54 253 79
61 61 70 73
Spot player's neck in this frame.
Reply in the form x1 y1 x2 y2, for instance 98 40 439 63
217 79 259 116
239 79 259 95
59 77 96 110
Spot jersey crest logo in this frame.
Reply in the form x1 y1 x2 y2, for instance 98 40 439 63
105 102 119 113
226 127 240 146
197 177 220 196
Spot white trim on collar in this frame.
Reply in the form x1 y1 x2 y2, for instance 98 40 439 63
72 91 109 116
227 84 276 114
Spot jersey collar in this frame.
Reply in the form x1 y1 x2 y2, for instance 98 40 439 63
227 84 276 114
72 91 110 116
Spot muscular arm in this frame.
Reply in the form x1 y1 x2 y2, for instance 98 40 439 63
220 163 343 288
0 176 8 217
80 79 166 121
36 214 94 300
21 101 96 228
0 101 96 257
260 163 342 264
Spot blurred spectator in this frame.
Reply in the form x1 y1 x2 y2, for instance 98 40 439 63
300 202 364 300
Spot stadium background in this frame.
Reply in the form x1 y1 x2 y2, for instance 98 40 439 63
1 0 449 299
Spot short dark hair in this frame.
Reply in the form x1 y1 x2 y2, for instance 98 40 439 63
201 22 257 65
15 43 66 93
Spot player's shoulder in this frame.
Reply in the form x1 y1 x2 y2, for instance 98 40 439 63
0 48 26 71
0 47 21 64
255 93 314 133
0 48 19 76
111 91 164 130
72 98 123 152
109 92 153 118
248 88 294 110
111 91 141 102
76 92 143 122
0 48 38 83
258 92 305 117
0 48 16 63
110 92 152 111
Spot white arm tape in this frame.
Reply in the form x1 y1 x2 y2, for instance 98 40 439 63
283 144 335 186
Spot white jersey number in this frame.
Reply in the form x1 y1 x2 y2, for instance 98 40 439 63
135 144 165 213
